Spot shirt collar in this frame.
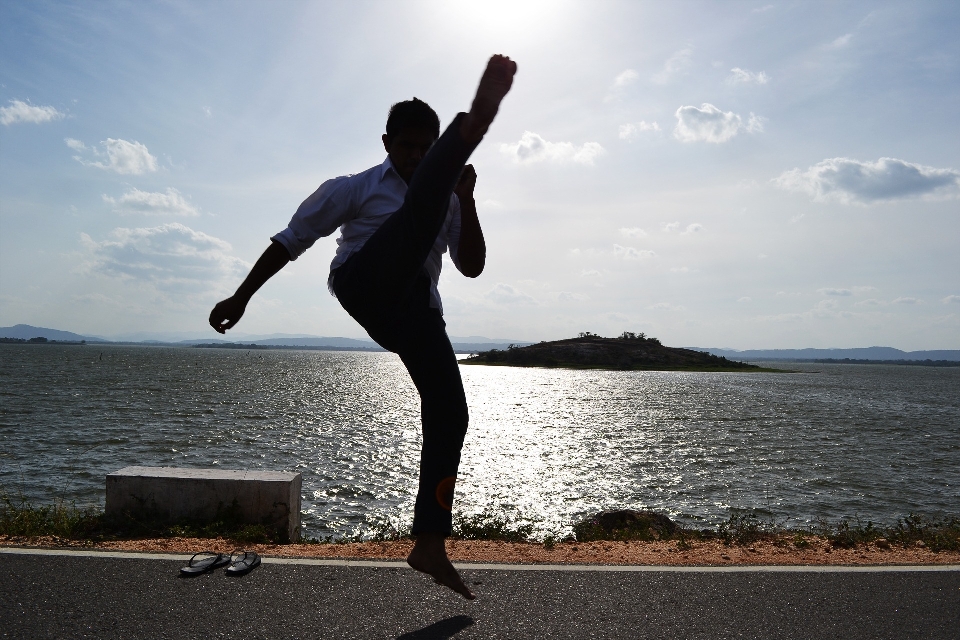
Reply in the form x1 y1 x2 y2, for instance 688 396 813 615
379 155 398 183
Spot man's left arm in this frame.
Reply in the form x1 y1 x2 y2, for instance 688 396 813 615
453 164 485 278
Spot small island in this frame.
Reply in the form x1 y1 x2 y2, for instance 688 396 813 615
461 332 782 372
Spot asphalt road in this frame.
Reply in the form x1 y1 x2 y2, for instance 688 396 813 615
1 550 958 639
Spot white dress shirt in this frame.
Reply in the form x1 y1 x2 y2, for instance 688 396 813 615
271 156 464 312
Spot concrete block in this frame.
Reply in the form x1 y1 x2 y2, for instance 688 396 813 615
106 466 302 542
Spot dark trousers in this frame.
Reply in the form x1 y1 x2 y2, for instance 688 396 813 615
332 114 477 535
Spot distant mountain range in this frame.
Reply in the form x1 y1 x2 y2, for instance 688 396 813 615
0 324 531 352
3 325 957 360
687 346 960 362
0 324 107 342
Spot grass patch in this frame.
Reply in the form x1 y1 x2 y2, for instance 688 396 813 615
0 493 101 539
717 512 780 546
3 491 958 552
453 512 534 542
0 491 287 544
818 514 960 552
571 510 960 552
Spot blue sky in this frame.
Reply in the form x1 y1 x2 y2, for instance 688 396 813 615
2 1 958 348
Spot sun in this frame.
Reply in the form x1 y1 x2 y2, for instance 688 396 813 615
434 0 576 46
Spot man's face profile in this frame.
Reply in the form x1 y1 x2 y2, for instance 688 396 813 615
382 128 436 183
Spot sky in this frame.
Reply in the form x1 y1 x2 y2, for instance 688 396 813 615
1 1 958 349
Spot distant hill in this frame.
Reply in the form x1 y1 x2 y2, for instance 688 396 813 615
184 337 529 352
188 336 381 349
4 324 953 360
0 324 105 342
0 324 529 352
463 334 775 372
176 335 529 351
688 346 960 362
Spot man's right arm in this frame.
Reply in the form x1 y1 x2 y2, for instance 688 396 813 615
208 240 291 334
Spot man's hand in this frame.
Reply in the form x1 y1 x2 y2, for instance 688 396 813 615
207 241 291 334
454 164 477 202
209 295 249 334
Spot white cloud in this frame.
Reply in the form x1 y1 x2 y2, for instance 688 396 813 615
737 297 752 303
619 121 661 140
65 138 86 151
618 227 647 238
757 299 853 323
942 295 960 304
501 132 605 165
893 297 921 305
484 282 537 305
613 244 656 260
202 106 212 117
674 104 762 143
102 188 200 217
650 302 685 311
828 33 853 49
652 48 693 84
0 99 65 125
818 288 852 296
613 69 639 87
775 157 960 204
68 137 158 174
557 291 589 302
745 113 766 133
753 5 775 13
80 223 247 291
580 269 602 277
662 222 680 232
856 299 884 307
681 223 703 234
727 68 769 85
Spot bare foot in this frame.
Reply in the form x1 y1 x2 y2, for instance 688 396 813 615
460 54 517 142
407 533 475 600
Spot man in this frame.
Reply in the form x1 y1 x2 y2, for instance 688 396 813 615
209 55 517 599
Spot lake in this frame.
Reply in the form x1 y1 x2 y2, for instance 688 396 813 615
1 343 957 539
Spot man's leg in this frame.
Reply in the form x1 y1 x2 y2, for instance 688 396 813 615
333 55 517 314
389 302 474 599
336 273 475 599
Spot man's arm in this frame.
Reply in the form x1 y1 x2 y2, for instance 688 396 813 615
208 241 291 333
454 164 485 278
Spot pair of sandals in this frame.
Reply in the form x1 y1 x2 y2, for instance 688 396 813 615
179 550 261 577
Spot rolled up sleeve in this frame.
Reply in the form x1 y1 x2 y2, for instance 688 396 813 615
271 176 355 260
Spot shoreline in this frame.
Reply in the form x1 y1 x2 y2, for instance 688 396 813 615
3 536 957 567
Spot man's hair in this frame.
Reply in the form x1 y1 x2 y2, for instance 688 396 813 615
385 97 440 139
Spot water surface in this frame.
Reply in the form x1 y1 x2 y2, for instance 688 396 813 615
1 344 957 538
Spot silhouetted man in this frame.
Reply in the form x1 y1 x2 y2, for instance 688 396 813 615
209 55 517 599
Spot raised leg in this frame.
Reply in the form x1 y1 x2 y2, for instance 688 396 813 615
333 55 517 311
460 54 517 142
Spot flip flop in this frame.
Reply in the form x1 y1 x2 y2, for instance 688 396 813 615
179 551 230 576
225 550 261 577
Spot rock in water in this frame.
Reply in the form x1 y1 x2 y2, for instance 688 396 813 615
575 509 678 541
462 334 763 371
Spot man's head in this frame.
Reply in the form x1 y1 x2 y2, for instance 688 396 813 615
382 97 440 183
